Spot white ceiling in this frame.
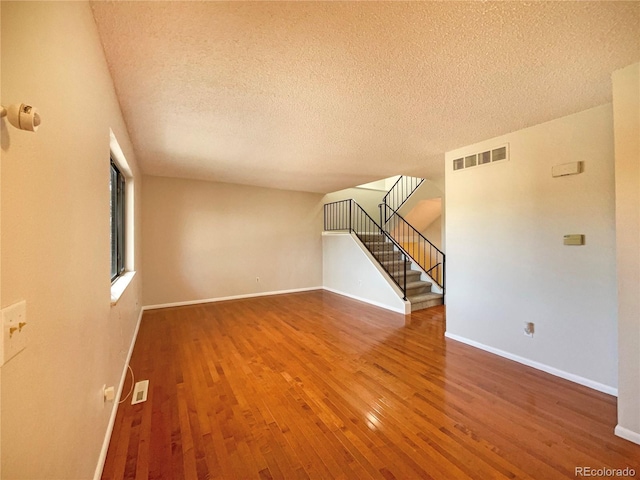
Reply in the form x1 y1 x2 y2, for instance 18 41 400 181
91 1 640 194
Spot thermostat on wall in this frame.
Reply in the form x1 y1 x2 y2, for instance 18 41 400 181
552 162 583 177
563 234 585 246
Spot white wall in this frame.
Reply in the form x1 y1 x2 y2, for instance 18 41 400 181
399 179 444 251
353 175 401 193
422 215 442 251
1 3 142 478
142 175 323 306
612 63 640 444
398 178 443 217
356 178 387 191
323 186 386 222
322 233 409 314
384 175 402 191
445 104 618 393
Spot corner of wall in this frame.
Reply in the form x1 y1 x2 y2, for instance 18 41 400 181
612 62 640 445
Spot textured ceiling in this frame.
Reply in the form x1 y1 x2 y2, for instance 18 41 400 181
91 1 640 193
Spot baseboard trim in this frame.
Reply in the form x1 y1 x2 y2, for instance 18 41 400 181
444 332 618 397
615 425 640 446
143 287 323 311
323 287 410 314
93 306 144 480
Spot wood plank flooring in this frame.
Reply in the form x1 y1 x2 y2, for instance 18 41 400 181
102 291 640 479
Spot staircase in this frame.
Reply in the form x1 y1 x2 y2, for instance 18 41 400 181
381 176 445 299
324 195 444 313
359 232 444 311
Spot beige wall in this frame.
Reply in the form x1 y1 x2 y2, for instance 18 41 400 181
142 175 323 306
404 198 441 233
613 63 640 444
1 2 142 478
0 4 3 471
445 104 618 392
422 215 442 251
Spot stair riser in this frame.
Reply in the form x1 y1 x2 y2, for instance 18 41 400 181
390 269 421 276
406 285 431 296
380 261 406 269
367 245 400 253
391 275 422 285
373 254 402 265
380 258 409 264
374 253 404 261
366 243 394 251
410 297 444 312
359 234 386 242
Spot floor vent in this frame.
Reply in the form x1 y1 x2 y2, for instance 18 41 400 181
453 144 509 172
131 380 149 405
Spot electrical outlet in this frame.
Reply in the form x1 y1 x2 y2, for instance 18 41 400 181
2 300 28 365
103 385 115 403
524 322 535 338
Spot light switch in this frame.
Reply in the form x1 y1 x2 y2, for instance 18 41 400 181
564 234 585 246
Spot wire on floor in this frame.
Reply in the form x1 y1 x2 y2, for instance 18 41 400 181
119 364 135 404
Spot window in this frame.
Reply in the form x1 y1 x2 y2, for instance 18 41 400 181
110 157 126 282
109 130 136 304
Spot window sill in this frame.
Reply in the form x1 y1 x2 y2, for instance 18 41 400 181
111 271 136 306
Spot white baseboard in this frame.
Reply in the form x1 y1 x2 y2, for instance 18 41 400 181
323 287 410 314
93 306 144 480
444 332 618 397
615 425 640 445
143 287 322 311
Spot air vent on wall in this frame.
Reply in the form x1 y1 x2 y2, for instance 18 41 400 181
453 144 509 172
492 146 507 161
464 154 477 168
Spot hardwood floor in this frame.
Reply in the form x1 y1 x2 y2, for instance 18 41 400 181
102 291 640 479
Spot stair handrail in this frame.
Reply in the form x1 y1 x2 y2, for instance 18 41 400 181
380 203 445 291
324 199 409 299
382 175 425 221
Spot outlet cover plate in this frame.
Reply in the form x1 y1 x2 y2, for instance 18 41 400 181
523 321 535 338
